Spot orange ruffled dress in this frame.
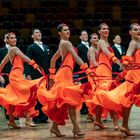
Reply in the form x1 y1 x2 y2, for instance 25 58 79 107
89 48 140 114
86 46 116 117
0 56 43 117
37 50 91 125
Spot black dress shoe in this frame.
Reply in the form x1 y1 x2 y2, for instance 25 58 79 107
41 120 49 123
33 118 41 124
80 112 88 115
34 121 42 124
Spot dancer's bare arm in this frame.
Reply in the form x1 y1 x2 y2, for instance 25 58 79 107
87 48 97 66
10 47 42 74
98 40 111 56
126 40 137 56
121 40 136 70
0 54 9 84
99 40 122 66
64 41 94 80
48 49 61 89
64 41 85 65
50 49 61 68
10 47 31 63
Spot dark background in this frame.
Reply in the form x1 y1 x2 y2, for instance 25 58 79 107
0 0 139 53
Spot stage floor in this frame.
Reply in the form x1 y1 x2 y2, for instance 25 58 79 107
1 106 140 140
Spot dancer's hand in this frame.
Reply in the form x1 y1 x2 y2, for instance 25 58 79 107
88 72 94 81
114 59 123 70
36 66 43 75
48 68 56 89
0 75 5 84
26 75 32 80
28 60 41 73
122 60 132 70
119 63 124 70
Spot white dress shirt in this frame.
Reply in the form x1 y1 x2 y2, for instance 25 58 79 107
81 41 90 49
114 44 122 55
5 44 10 50
34 41 44 51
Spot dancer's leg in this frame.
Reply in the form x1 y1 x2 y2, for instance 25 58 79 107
50 122 65 137
94 105 108 129
8 105 20 129
122 106 131 129
119 106 134 136
68 105 85 136
110 110 119 129
25 111 37 127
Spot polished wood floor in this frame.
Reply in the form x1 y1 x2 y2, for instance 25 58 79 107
1 106 140 140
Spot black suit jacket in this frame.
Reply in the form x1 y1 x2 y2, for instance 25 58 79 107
25 43 52 79
74 43 89 83
112 45 126 73
0 47 12 86
77 43 89 63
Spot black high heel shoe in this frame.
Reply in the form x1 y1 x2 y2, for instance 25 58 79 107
50 129 65 137
72 129 85 137
119 126 135 136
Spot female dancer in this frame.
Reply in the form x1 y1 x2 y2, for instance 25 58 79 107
90 23 140 136
0 32 43 128
87 33 99 67
86 33 99 121
37 23 94 137
86 23 122 129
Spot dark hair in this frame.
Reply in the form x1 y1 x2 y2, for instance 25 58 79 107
32 28 40 34
57 23 67 32
113 34 120 39
98 23 108 30
90 33 98 39
129 23 139 30
5 32 15 39
80 30 87 36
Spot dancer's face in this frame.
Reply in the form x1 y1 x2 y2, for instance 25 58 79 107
113 35 121 45
32 29 42 41
99 24 109 38
90 34 99 46
130 24 140 39
7 34 17 47
80 31 88 42
60 25 70 39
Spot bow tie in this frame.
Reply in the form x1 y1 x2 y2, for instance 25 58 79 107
115 44 121 48
35 41 43 46
83 42 89 46
37 42 43 45
85 42 89 46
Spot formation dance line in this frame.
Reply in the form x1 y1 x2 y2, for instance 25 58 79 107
0 22 140 138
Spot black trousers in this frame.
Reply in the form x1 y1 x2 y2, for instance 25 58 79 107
79 73 88 115
33 100 48 123
0 83 9 120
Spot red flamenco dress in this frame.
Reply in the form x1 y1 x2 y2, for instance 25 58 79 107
0 56 43 117
37 50 91 125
